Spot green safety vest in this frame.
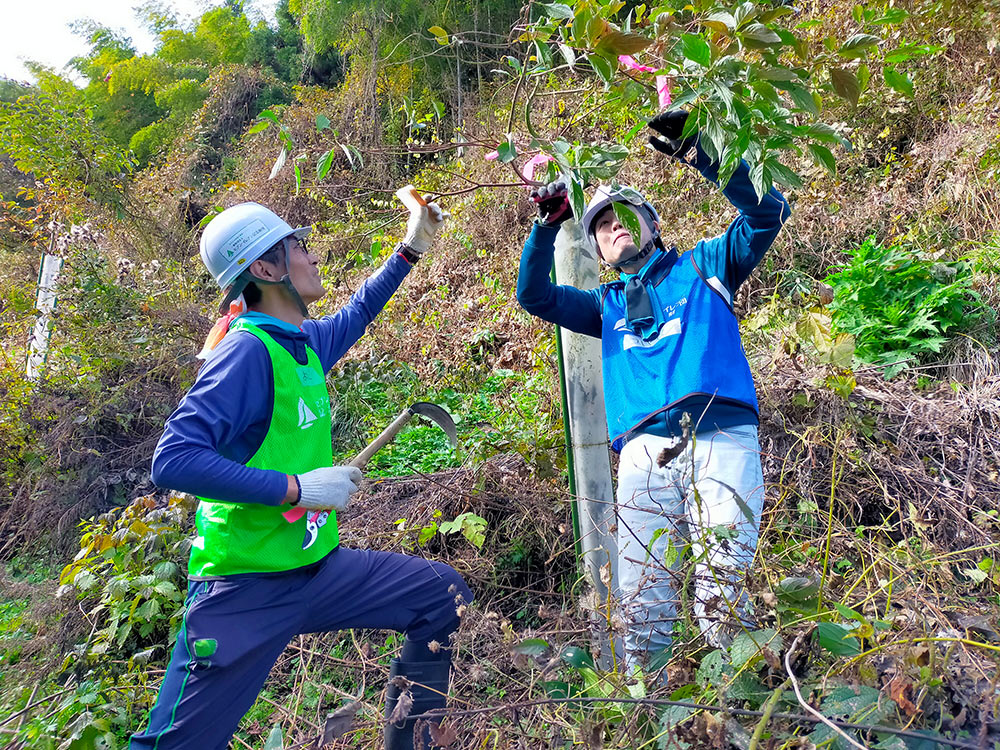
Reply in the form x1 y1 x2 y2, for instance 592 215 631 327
188 319 339 577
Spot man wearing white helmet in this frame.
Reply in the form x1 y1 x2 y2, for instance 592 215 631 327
517 111 790 671
131 196 471 750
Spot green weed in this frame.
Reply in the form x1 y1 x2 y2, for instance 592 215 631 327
824 237 986 377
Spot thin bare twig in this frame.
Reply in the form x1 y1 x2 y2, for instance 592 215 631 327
785 633 869 750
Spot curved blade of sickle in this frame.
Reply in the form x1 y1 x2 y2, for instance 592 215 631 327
409 401 458 448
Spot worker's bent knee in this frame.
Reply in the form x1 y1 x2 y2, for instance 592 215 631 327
406 562 473 640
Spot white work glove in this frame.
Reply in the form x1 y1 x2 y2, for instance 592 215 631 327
402 201 448 254
295 466 363 511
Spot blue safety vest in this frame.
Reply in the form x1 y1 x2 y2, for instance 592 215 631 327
600 248 759 452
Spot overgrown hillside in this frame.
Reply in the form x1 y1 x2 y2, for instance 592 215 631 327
1 0 998 748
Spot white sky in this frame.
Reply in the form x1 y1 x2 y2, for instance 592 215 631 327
0 0 279 83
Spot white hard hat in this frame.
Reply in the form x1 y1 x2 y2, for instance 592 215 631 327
199 203 311 290
579 185 660 256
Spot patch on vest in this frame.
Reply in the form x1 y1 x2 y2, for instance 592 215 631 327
614 317 682 350
297 366 324 387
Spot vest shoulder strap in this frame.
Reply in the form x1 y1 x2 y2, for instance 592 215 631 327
688 254 735 314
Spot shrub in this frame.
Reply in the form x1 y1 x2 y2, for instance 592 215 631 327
824 237 984 377
58 494 193 658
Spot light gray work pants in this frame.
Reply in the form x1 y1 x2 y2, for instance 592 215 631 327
615 424 764 670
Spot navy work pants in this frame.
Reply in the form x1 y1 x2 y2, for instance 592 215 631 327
130 547 472 750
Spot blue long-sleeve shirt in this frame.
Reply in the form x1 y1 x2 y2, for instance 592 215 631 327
151 253 412 505
517 145 790 436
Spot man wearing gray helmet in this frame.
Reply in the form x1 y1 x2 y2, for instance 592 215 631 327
131 194 471 750
516 111 790 672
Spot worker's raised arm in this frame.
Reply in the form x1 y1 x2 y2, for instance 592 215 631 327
515 182 602 337
648 111 791 297
306 195 448 371
304 251 413 372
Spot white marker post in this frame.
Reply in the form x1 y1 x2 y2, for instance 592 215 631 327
553 218 618 669
26 250 63 381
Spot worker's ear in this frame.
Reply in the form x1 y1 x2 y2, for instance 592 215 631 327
248 257 281 282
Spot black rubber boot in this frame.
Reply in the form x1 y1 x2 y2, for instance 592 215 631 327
383 657 452 750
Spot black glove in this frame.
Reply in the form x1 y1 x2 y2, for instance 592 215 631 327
530 180 572 227
648 110 698 161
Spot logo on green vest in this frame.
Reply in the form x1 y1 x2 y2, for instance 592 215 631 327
298 397 318 429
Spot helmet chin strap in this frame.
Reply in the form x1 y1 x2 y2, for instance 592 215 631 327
603 233 664 270
277 237 310 319
240 236 311 319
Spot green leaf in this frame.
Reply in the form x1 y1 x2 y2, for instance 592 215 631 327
534 40 554 69
74 570 98 591
883 68 914 97
316 149 335 180
152 581 178 598
704 11 736 32
805 122 843 144
456 512 487 548
612 202 643 244
808 143 837 174
428 26 449 46
268 147 287 180
874 7 910 24
597 29 653 55
730 628 781 668
247 119 271 135
963 567 988 583
497 137 517 163
695 649 728 687
742 23 782 46
339 143 357 170
561 645 596 670
838 33 880 58
782 82 820 115
777 574 820 602
257 108 279 125
815 622 862 656
816 684 891 726
538 2 575 20
153 561 178 580
570 178 586 220
588 53 615 85
833 602 867 622
344 144 364 169
768 159 804 189
830 67 860 107
513 637 550 656
757 66 797 82
760 6 794 23
134 598 161 621
679 33 712 67
315 114 331 132
558 43 576 68
749 161 771 201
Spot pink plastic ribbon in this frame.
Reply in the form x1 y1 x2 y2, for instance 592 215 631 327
283 506 306 522
522 153 554 182
484 150 499 161
618 55 657 73
656 76 672 108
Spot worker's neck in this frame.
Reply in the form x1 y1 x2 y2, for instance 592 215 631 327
249 290 306 328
